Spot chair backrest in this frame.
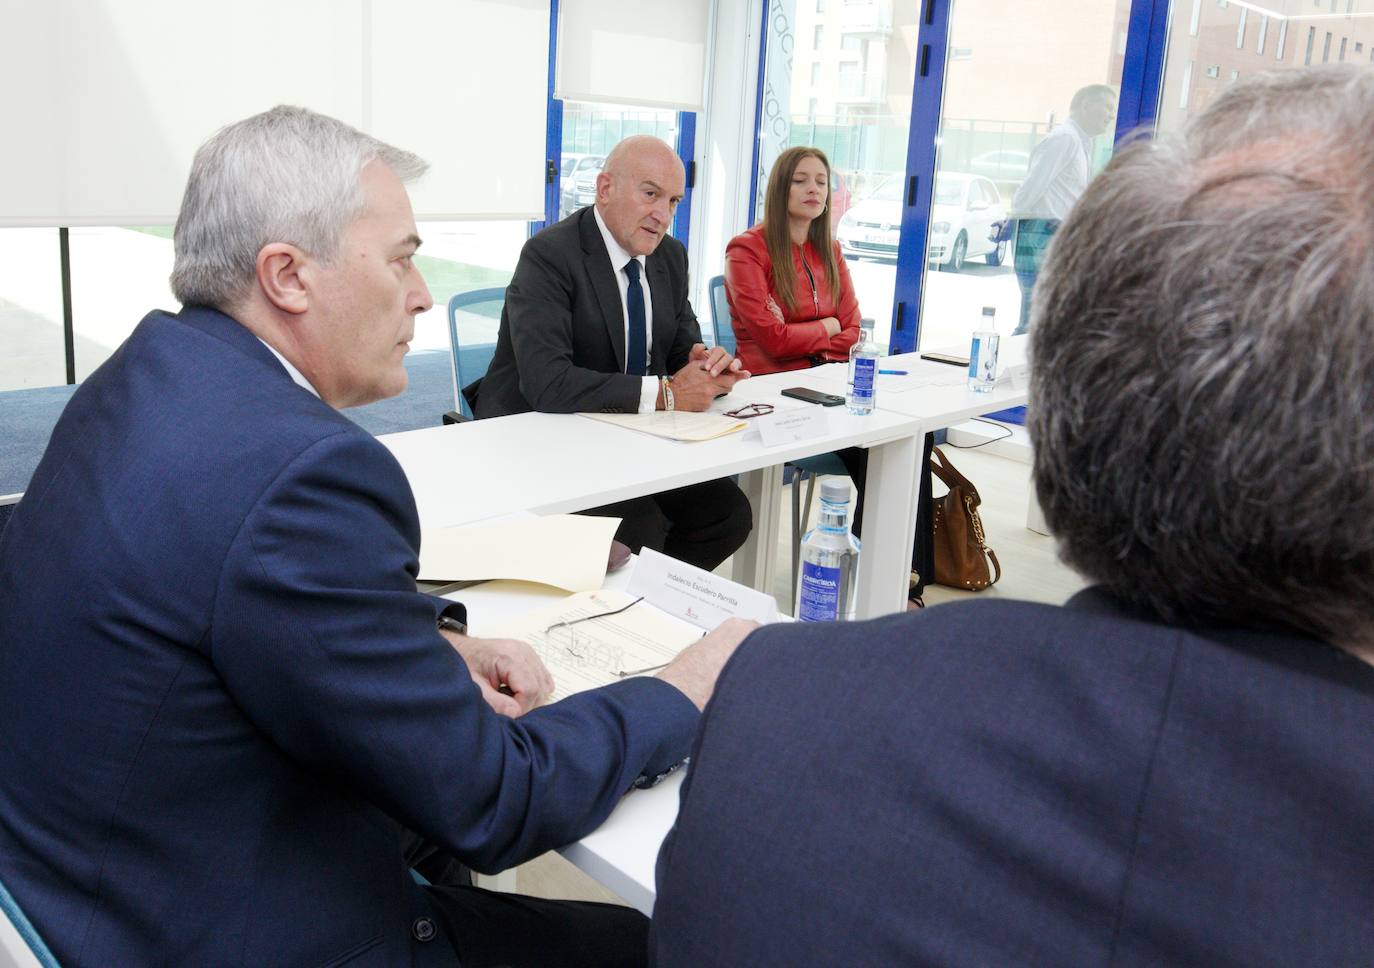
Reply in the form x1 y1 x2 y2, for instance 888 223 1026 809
707 275 735 355
446 288 506 420
0 877 59 968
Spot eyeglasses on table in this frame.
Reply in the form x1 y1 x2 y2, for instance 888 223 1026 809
723 402 774 419
543 597 674 678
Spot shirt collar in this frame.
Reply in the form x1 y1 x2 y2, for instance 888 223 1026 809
255 337 321 399
593 205 647 276
1066 117 1093 148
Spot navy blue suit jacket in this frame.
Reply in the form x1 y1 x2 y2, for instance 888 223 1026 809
0 306 697 966
652 591 1374 966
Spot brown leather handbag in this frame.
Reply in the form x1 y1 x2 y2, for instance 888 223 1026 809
930 446 1002 591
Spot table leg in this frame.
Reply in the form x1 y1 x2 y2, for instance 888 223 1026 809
731 464 782 596
855 433 921 618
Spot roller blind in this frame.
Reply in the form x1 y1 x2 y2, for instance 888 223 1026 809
0 0 548 226
555 0 710 111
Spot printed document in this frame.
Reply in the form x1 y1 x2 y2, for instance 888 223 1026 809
579 411 746 442
490 589 702 701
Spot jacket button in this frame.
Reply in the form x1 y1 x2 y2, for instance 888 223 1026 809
412 917 437 942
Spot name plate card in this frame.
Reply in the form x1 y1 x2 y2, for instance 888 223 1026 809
756 407 830 448
627 548 778 630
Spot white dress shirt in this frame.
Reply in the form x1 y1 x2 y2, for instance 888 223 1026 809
1010 118 1095 221
257 337 321 399
592 206 660 413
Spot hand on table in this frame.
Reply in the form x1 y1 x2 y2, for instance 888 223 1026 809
688 342 747 379
669 345 750 411
441 630 555 717
655 618 759 711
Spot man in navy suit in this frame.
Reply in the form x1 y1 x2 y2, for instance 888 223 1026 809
0 106 752 967
472 137 753 572
652 66 1374 966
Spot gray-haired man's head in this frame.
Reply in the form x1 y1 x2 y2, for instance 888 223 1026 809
171 106 434 408
1029 65 1374 648
170 105 427 311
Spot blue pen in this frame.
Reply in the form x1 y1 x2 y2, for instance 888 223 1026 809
879 369 909 376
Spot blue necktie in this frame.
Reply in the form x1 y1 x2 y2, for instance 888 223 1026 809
624 259 647 376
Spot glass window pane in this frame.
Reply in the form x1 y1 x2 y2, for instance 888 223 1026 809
917 1 1128 354
557 101 680 234
69 227 178 380
1159 1 1374 130
412 221 526 356
756 1 917 354
0 228 66 391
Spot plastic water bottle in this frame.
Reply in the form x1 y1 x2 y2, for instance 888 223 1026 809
847 323 881 414
968 306 999 393
795 479 861 622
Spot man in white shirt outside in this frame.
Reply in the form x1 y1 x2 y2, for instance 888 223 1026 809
1009 84 1117 335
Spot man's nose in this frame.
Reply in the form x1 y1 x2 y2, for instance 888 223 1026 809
409 267 433 314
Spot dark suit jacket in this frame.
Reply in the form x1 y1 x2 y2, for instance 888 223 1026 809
473 207 701 418
0 306 697 967
652 590 1374 967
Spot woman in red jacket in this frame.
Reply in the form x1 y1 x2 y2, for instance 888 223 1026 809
724 149 927 605
723 147 861 373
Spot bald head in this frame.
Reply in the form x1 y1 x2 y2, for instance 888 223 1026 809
595 136 684 257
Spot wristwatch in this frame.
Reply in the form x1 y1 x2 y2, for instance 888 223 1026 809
437 614 468 636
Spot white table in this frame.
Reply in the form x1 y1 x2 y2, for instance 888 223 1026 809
383 347 1028 621
723 347 1027 593
383 398 928 618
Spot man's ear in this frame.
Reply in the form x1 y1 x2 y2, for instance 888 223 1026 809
255 243 312 315
595 171 613 205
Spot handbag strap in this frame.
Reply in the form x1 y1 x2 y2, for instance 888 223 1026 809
930 446 981 505
964 493 1002 586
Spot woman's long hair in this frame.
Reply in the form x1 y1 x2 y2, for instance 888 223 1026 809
761 146 841 315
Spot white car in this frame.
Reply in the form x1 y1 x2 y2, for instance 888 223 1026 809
558 154 605 217
837 171 1009 271
969 149 1030 182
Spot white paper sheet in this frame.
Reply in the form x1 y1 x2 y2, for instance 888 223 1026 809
579 411 746 441
489 590 703 701
419 514 621 591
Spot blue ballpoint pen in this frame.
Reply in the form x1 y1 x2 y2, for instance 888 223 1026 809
879 369 908 375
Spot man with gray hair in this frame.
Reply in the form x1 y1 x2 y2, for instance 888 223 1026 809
652 66 1374 965
0 106 750 967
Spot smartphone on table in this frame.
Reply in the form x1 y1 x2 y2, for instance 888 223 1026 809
780 387 845 407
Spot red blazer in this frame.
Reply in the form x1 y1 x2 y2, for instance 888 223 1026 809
723 224 861 375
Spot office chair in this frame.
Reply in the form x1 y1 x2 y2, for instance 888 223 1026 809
443 288 506 423
0 875 59 968
705 276 852 598
707 275 735 354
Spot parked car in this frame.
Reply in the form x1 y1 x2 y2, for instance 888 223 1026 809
969 149 1030 182
558 154 604 217
836 171 1008 271
828 168 853 228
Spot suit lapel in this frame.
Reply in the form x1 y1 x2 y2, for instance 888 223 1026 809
646 256 674 376
579 210 627 372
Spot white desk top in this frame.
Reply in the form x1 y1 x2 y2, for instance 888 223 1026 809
382 398 926 532
739 348 1029 429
